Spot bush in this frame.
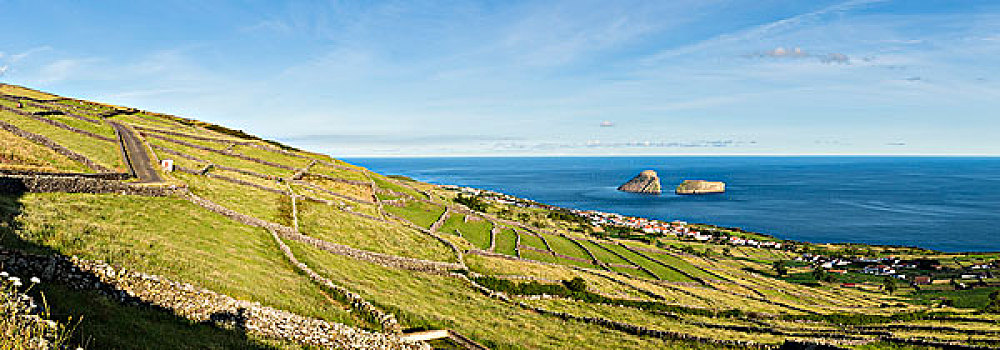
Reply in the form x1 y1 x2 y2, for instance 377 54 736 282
472 276 745 318
0 274 75 349
984 290 1000 314
454 194 488 212
563 277 587 293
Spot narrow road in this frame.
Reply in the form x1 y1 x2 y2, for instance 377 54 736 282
109 121 162 183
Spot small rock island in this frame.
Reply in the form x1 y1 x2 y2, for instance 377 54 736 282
618 170 662 194
675 180 726 195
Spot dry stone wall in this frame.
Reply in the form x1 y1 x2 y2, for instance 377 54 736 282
184 193 464 273
142 132 296 171
0 119 112 172
0 250 425 350
0 175 179 196
0 104 115 142
268 228 402 333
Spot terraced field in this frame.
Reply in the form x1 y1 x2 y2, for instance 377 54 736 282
438 212 493 250
1 84 998 349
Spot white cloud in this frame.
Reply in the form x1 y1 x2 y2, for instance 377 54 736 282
37 59 88 83
641 0 888 64
9 46 52 63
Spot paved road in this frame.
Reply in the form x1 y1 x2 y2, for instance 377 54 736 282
109 121 162 183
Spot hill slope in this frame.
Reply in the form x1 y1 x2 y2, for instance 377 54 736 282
1 83 999 350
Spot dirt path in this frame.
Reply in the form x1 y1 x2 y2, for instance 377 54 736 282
110 121 162 183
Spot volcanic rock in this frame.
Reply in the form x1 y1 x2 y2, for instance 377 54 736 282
675 180 725 195
617 170 661 194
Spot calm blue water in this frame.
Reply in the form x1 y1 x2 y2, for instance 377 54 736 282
345 157 1000 253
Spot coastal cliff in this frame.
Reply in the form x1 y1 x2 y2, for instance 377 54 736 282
676 180 725 195
618 170 661 194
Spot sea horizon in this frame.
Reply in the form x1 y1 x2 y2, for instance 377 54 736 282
347 156 1000 253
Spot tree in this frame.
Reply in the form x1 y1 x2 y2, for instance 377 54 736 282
773 261 788 277
564 277 587 293
812 266 827 282
984 290 1000 314
455 194 487 212
883 277 898 295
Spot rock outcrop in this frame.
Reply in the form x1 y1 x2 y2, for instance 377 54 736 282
675 180 725 195
617 170 661 194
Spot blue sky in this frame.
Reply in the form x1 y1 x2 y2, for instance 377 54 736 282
1 0 999 156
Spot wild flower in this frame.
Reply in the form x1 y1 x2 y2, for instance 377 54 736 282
0 271 8 277
13 280 23 287
30 277 41 284
8 276 20 282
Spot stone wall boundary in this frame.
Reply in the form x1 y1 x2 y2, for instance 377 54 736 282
183 193 464 273
0 170 129 180
302 172 371 187
0 249 423 350
267 228 402 333
620 244 708 285
129 124 256 145
457 272 776 349
0 119 113 172
0 175 180 197
0 104 115 142
0 95 102 124
293 180 375 205
141 132 296 171
386 212 465 266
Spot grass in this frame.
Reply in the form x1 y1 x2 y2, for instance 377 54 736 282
383 200 445 229
147 136 294 178
299 176 373 202
604 244 695 282
579 240 632 266
0 85 59 100
494 228 518 256
176 172 287 223
43 114 115 138
231 145 312 170
371 175 425 199
909 287 1000 309
609 265 657 280
36 284 298 350
438 213 493 250
543 235 593 261
0 110 123 171
518 233 548 251
0 280 75 350
518 248 598 269
647 251 722 281
310 163 370 183
0 193 357 326
297 199 455 262
0 128 90 172
286 239 727 350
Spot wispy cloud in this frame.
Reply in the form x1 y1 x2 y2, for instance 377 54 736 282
746 47 851 64
640 0 888 64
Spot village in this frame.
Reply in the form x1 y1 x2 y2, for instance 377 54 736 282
444 184 1000 294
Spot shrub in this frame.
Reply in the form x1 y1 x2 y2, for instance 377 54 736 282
0 274 75 349
454 194 488 212
984 290 1000 314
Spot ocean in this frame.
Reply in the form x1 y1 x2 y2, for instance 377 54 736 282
344 157 1000 253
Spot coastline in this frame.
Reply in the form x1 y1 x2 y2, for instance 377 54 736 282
445 183 1000 255
346 156 1000 253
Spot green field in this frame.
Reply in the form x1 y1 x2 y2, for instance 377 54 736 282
383 200 445 229
494 228 518 256
3 85 998 349
438 213 493 250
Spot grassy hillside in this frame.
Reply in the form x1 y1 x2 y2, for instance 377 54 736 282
1 83 999 350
